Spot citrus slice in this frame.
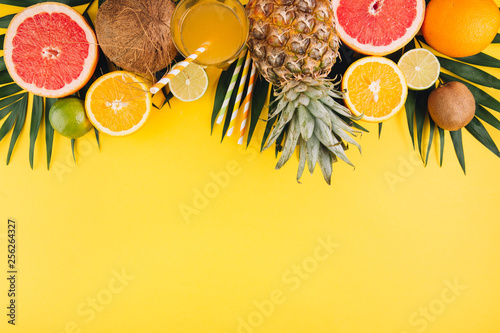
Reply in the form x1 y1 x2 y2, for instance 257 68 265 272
85 71 151 136
342 56 408 123
168 63 208 102
3 3 98 98
397 48 440 90
332 0 425 56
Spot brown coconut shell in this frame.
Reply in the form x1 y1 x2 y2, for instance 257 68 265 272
96 0 177 75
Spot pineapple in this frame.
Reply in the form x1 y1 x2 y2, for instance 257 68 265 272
246 0 361 184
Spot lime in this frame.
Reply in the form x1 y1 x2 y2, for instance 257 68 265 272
49 97 93 138
168 63 208 102
397 48 440 90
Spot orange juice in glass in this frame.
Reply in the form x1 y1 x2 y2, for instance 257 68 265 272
171 0 249 68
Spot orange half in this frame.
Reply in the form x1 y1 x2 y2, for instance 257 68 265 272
342 56 408 123
85 71 151 136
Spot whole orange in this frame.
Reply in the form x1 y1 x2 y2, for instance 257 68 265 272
422 0 500 58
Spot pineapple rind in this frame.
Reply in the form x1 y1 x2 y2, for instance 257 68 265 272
246 0 361 184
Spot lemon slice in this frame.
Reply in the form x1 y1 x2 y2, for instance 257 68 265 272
168 63 208 102
397 48 440 90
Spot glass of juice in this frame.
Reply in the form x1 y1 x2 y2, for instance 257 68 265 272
170 0 249 69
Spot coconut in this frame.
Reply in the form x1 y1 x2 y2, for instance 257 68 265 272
96 0 177 75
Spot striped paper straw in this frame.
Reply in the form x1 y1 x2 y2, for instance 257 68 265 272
150 43 209 94
215 47 247 124
226 54 252 137
238 62 257 145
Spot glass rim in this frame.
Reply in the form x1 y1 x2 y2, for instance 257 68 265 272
171 0 249 68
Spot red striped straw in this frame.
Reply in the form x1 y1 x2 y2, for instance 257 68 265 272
238 62 257 145
150 43 209 95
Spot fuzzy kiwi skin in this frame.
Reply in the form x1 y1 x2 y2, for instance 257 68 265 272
427 81 476 131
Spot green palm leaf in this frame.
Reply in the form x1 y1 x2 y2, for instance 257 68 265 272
247 77 269 147
475 104 500 131
94 128 100 149
29 95 43 169
6 94 27 164
0 83 23 98
405 90 417 148
450 129 466 174
465 117 500 157
0 102 19 142
425 117 435 166
261 87 278 152
456 53 500 68
438 57 500 89
438 126 445 166
415 88 432 161
71 139 76 163
0 70 12 85
0 13 14 29
45 98 56 169
0 95 23 119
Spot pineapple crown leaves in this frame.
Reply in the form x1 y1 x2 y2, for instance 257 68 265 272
395 36 500 174
0 0 103 169
211 53 368 184
263 79 362 184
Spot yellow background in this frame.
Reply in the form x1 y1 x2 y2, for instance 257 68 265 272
2 1 500 333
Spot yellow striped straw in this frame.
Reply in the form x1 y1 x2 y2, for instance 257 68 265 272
216 48 247 124
226 54 252 137
238 63 257 145
150 43 209 95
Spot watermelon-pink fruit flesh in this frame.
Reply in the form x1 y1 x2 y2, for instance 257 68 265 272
12 12 89 90
337 0 417 47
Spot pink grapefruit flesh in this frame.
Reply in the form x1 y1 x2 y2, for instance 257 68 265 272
3 2 98 98
332 0 425 56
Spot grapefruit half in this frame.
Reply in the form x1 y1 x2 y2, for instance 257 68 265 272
3 2 98 98
332 0 425 56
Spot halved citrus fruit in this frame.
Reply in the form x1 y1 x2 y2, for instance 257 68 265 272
168 63 208 102
397 48 440 90
332 0 425 56
85 71 151 136
3 3 98 98
342 56 407 123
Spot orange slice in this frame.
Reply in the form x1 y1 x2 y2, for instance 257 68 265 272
85 71 151 136
342 56 408 123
